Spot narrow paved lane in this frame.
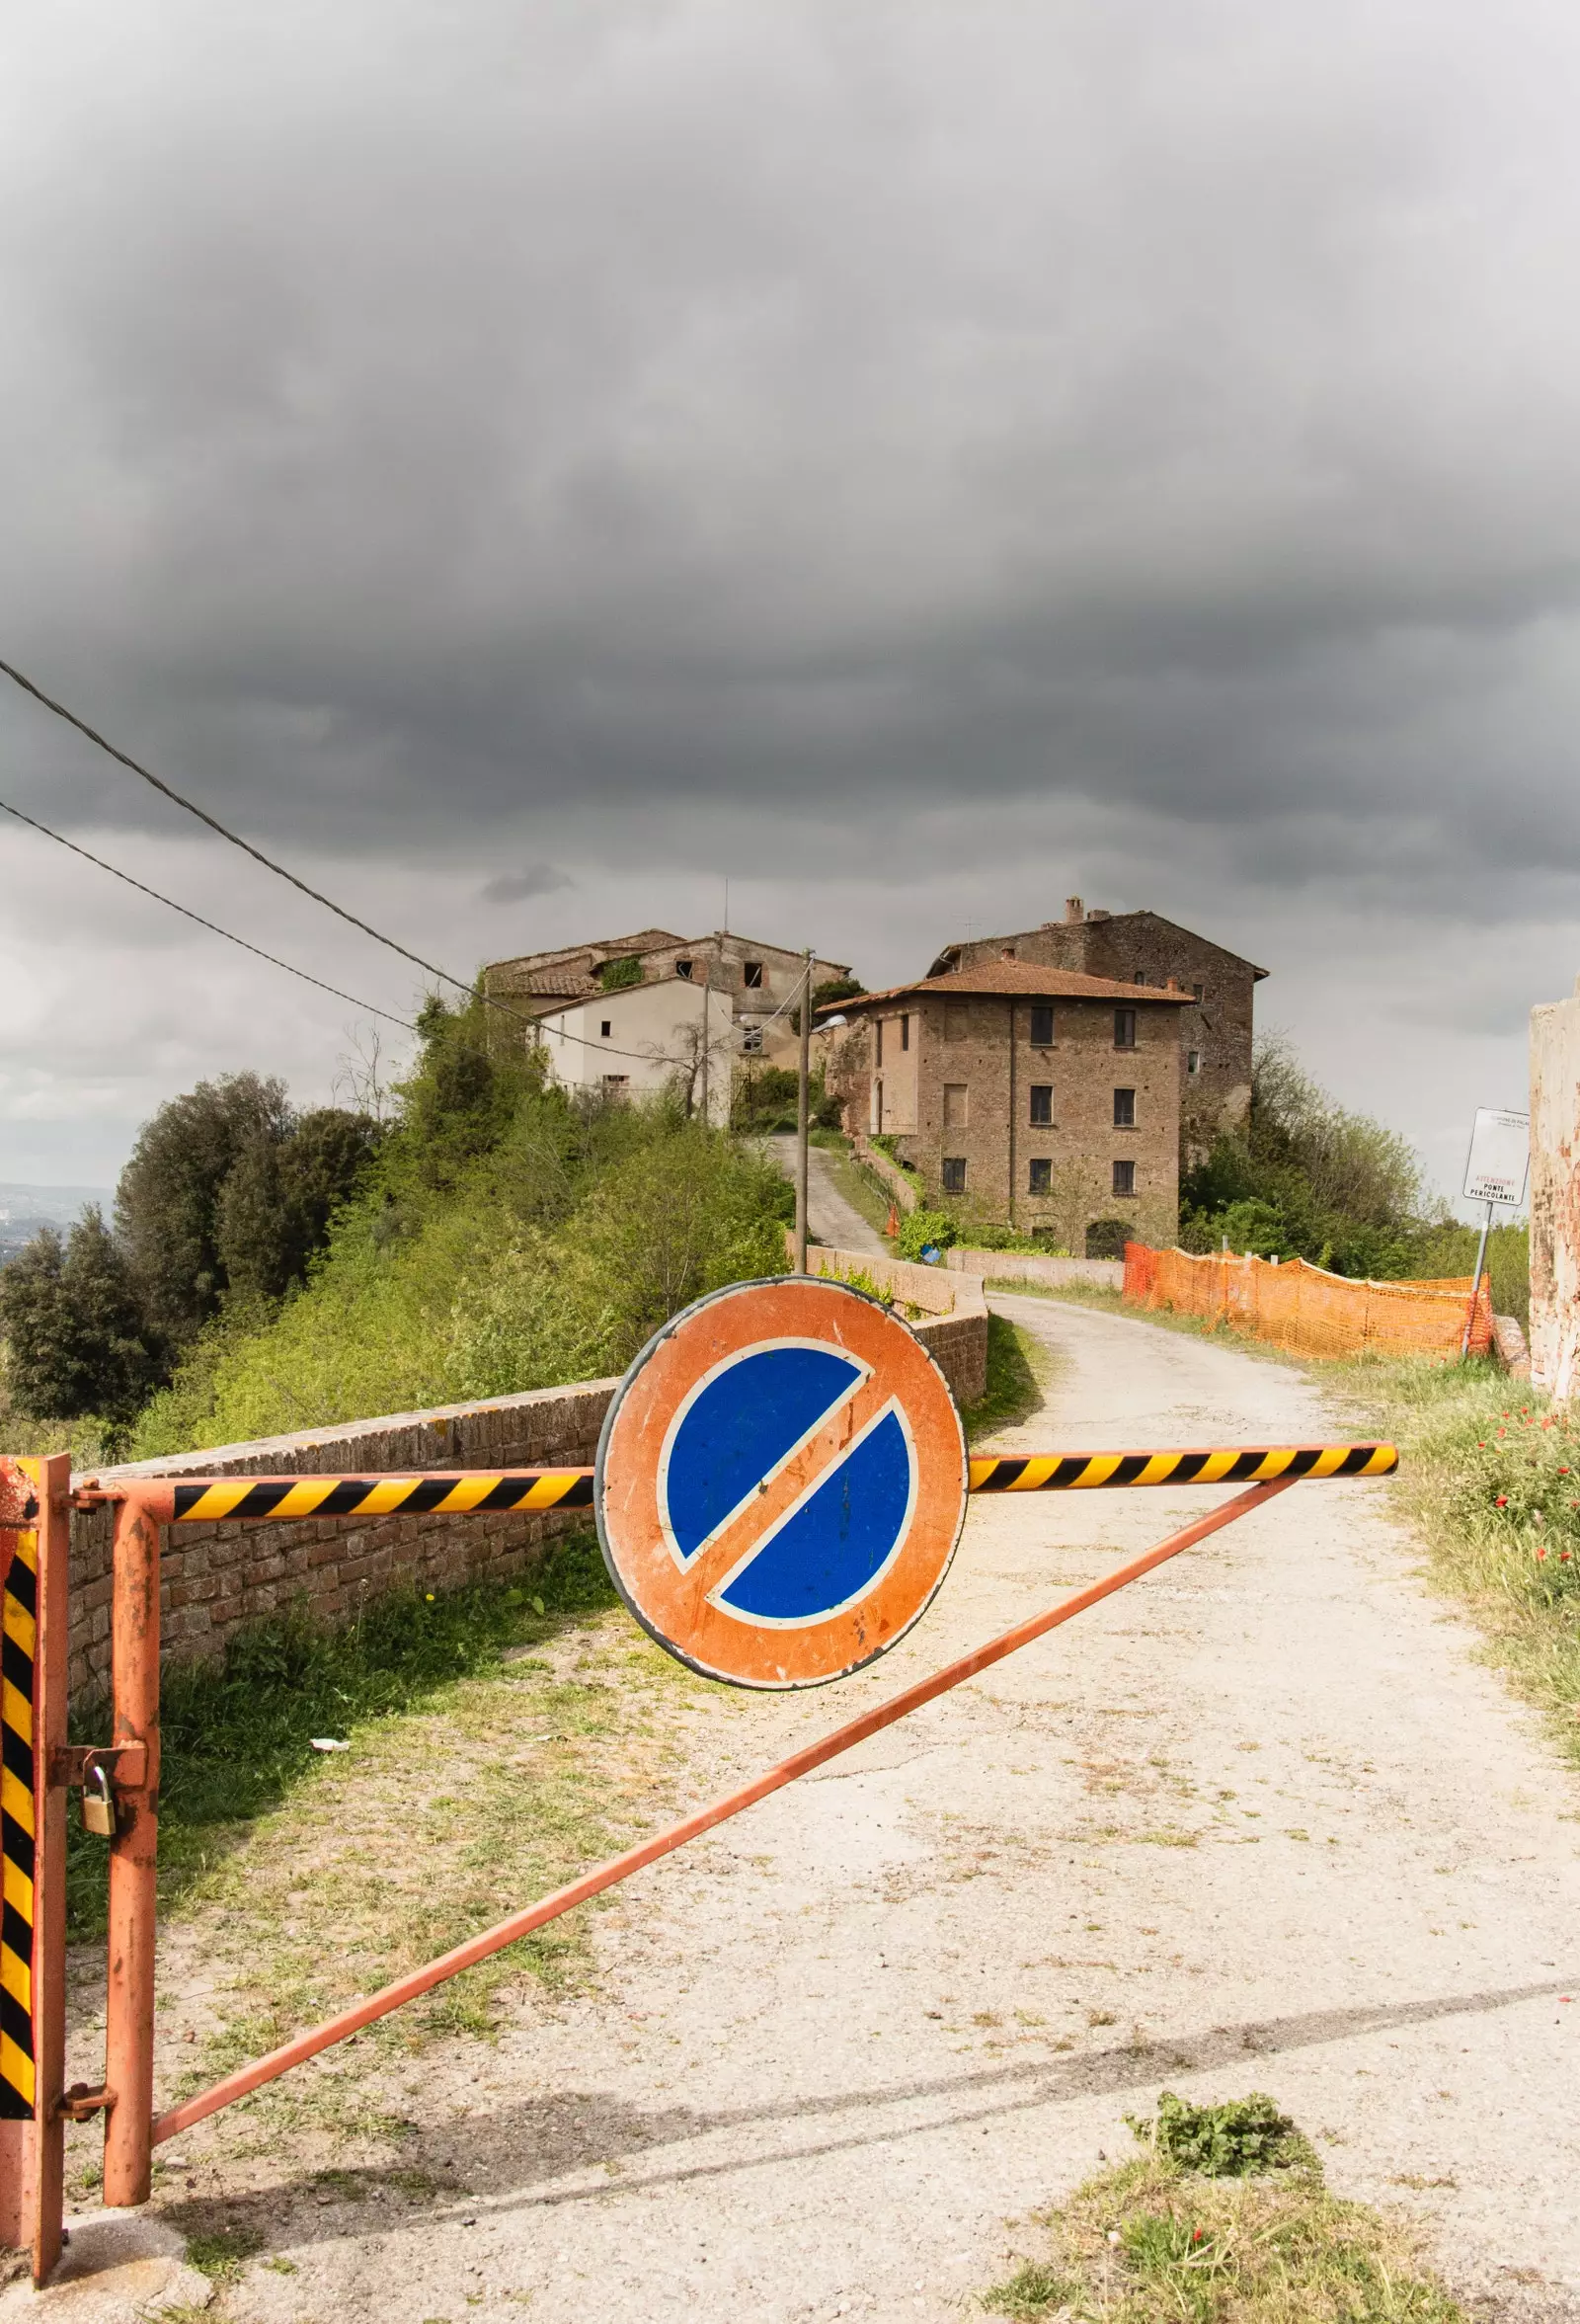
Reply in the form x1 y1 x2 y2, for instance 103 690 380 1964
229 1297 1580 2324
767 1132 889 1257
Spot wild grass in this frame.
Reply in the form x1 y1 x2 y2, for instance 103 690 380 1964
83 1528 719 2158
982 2095 1464 2321
965 1314 1056 1443
1327 1355 1580 1771
66 1529 634 1942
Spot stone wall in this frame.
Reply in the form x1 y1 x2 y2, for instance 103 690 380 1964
945 1249 1124 1292
1531 979 1580 1402
849 1133 919 1213
802 1245 988 1405
68 1379 618 1704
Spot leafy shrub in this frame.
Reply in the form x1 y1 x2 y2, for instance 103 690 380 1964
597 955 644 992
895 1207 959 1262
1127 2090 1310 2176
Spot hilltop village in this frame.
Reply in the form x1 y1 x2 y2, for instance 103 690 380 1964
483 899 1264 1256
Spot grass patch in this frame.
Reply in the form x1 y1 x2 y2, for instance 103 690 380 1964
1326 1355 1580 1769
184 2223 265 2283
67 1528 623 1942
135 1538 710 2124
964 1314 1054 1444
982 2095 1464 2321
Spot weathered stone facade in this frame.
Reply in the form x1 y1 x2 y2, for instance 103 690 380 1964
1530 977 1580 1402
828 964 1186 1250
930 901 1264 1165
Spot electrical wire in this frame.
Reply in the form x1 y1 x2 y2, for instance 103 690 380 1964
0 651 693 1066
0 653 822 1074
0 792 418 1029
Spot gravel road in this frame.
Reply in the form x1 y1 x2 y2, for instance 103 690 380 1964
212 1298 1580 2321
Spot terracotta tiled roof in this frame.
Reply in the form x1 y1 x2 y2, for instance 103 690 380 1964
817 962 1192 1015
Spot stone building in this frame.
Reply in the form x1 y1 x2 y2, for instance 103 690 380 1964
822 962 1189 1251
927 900 1265 1164
482 928 852 1074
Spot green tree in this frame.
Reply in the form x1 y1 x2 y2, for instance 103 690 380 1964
115 1072 291 1347
217 1108 382 1302
390 996 534 1192
0 1209 158 1426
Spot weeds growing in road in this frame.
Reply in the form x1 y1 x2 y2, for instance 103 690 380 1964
982 2094 1465 2321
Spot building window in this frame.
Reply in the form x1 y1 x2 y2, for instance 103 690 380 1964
743 960 763 989
1029 1083 1053 1126
941 1157 968 1194
1113 1158 1136 1197
943 1082 969 1128
1113 1087 1136 1128
1114 1008 1137 1050
900 1013 910 1052
742 1027 763 1054
675 958 693 980
1028 1158 1052 1195
875 1018 884 1067
1030 1004 1055 1047
1188 1049 1201 1076
873 1081 884 1132
1192 981 1204 1002
945 1002 970 1044
1134 970 1147 985
600 1019 612 1038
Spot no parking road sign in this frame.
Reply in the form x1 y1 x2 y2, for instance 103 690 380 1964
596 1277 967 1688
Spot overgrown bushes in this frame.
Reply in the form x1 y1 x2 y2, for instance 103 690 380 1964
128 1017 791 1456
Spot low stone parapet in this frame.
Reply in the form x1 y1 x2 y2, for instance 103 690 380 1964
68 1379 618 1702
802 1244 988 1406
945 1249 1124 1292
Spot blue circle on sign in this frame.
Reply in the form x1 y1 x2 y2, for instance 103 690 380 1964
659 1341 917 1628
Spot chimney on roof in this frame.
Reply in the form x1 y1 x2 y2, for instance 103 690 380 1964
1086 908 1111 922
1065 897 1084 924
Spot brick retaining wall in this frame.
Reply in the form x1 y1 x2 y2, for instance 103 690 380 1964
68 1380 618 1703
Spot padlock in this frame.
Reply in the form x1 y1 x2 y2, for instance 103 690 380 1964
81 1760 117 1838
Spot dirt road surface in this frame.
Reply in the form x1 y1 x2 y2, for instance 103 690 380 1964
58 1297 1580 2322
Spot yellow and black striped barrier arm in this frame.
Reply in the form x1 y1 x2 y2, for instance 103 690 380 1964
967 1445 1397 1492
2 1487 38 2121
161 1470 596 1523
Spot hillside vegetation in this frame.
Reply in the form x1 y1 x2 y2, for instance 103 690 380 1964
1 997 791 1461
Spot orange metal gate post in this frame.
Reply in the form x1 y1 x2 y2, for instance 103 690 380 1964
103 1496 160 2207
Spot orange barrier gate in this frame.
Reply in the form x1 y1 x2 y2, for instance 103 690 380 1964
2 1443 1397 2284
1124 1242 1493 1360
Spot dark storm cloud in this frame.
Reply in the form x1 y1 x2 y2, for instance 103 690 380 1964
2 0 1578 1183
477 866 574 906
4 0 1580 908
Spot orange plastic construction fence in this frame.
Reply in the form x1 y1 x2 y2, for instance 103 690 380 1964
1122 1242 1492 1360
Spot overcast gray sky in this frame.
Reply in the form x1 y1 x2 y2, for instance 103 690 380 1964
2 0 1575 1198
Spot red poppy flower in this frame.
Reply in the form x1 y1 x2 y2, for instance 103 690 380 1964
1496 1495 1508 1506
1537 1547 1547 1560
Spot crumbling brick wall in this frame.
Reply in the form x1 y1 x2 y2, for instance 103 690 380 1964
1531 979 1580 1402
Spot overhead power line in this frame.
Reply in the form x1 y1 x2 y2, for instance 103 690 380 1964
0 652 697 1070
0 650 469 995
0 793 417 1030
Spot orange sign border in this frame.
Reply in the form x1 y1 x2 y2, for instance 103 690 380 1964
595 1277 967 1689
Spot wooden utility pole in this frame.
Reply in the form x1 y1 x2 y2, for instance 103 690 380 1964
795 948 813 1272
